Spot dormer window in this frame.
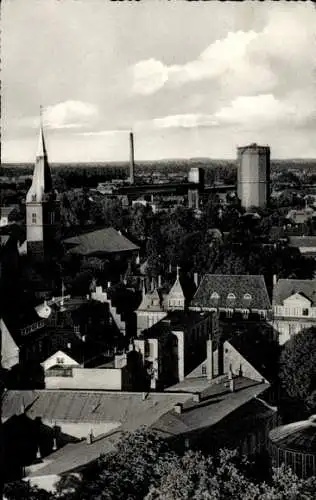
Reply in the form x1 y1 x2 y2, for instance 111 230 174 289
243 293 252 301
227 293 236 300
211 292 220 300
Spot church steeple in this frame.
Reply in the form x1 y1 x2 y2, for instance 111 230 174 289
26 107 55 260
26 108 52 203
36 106 48 159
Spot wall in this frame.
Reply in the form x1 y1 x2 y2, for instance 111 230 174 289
42 419 120 439
1 318 19 369
45 367 122 390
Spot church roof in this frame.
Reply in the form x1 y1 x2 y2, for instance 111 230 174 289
26 122 52 203
168 270 185 303
64 228 139 256
191 274 271 311
272 279 316 306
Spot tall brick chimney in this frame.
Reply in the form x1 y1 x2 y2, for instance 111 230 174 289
129 131 135 185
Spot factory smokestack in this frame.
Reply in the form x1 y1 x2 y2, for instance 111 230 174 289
129 131 135 185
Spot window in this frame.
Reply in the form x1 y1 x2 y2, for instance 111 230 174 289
243 293 252 300
227 293 236 300
32 195 36 201
211 292 220 300
56 357 64 364
74 325 80 334
202 365 207 376
32 213 37 224
303 308 309 316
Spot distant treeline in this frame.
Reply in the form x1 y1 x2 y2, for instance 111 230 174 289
1 159 316 191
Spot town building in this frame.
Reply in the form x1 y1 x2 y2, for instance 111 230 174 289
272 277 316 345
134 309 218 390
0 205 20 227
2 341 276 490
190 274 272 321
63 227 139 264
237 143 270 210
269 415 316 478
288 236 316 259
26 115 57 260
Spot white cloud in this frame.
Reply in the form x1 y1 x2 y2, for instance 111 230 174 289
137 92 315 132
44 100 98 129
214 94 297 126
132 9 315 98
132 59 169 95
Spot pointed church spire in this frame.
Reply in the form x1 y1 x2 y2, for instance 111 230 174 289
26 108 52 203
36 106 47 159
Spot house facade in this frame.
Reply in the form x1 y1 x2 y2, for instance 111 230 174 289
272 278 316 344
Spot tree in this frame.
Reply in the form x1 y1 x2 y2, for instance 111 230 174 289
4 430 316 500
279 327 316 420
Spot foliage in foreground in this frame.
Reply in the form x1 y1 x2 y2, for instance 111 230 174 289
4 429 316 500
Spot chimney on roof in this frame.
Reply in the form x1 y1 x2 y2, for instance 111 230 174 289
206 339 214 381
142 392 148 401
20 399 25 414
194 272 199 288
174 403 183 414
193 393 201 403
87 429 94 445
36 446 42 460
229 377 236 393
52 437 57 451
158 275 162 288
107 281 111 289
273 274 277 286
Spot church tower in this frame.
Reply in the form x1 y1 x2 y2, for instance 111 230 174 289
26 111 55 259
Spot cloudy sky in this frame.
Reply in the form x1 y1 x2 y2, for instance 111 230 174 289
2 0 316 162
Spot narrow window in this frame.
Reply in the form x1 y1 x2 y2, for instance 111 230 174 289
32 213 37 224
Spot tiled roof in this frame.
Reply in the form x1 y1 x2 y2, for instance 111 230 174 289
64 228 139 256
272 279 316 306
191 274 271 310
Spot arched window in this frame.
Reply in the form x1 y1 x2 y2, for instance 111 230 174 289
211 292 220 300
243 293 252 301
227 293 236 300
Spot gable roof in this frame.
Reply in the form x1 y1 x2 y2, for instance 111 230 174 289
137 288 163 312
273 279 316 306
63 228 139 256
168 276 185 303
191 274 271 311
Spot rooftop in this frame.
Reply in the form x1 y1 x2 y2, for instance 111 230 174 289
140 310 210 339
63 227 139 256
273 279 316 307
191 274 271 311
3 375 270 478
289 236 316 248
269 416 316 454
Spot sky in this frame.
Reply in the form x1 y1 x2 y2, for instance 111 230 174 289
2 0 316 163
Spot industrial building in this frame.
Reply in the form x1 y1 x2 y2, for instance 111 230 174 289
237 143 270 210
